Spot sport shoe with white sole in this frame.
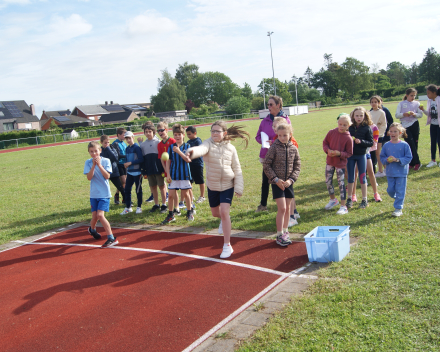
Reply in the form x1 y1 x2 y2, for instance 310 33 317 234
392 209 402 217
276 233 292 247
255 204 268 213
120 207 133 215
136 207 142 214
325 198 339 210
427 161 437 167
88 227 102 240
196 196 205 204
101 237 118 248
220 244 233 259
288 217 298 227
375 171 386 178
293 210 300 219
336 206 348 215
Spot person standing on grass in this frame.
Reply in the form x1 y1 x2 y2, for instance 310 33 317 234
322 114 353 215
380 123 412 217
379 96 394 146
100 135 125 204
369 96 387 177
255 95 291 213
346 107 374 209
120 131 144 215
186 121 248 259
112 128 127 205
420 84 440 167
186 126 206 204
84 141 118 248
263 123 300 246
395 88 423 170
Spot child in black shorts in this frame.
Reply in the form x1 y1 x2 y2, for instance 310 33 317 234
186 126 206 204
263 123 301 247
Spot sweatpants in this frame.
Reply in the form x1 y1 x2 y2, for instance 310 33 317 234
325 165 346 200
386 176 407 210
125 173 143 208
110 177 125 197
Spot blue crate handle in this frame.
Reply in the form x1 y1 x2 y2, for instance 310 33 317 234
335 233 348 242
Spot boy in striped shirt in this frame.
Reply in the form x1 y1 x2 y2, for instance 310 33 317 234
162 124 194 224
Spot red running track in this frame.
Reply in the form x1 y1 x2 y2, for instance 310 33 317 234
0 226 308 352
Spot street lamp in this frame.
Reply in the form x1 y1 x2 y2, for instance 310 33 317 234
261 79 266 108
267 31 276 95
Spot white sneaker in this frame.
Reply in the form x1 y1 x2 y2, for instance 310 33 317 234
288 217 298 227
218 220 223 234
196 196 206 204
220 244 233 259
426 161 437 168
136 207 142 214
336 206 348 215
325 198 339 210
375 171 386 178
392 209 402 217
120 207 133 215
293 212 300 219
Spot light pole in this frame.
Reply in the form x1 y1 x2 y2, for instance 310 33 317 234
262 79 266 108
267 31 276 95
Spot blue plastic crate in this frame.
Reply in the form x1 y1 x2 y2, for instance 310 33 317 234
304 226 350 263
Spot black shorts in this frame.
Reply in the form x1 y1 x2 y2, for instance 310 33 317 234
208 187 234 208
378 137 384 144
272 184 294 199
118 164 127 176
189 164 204 184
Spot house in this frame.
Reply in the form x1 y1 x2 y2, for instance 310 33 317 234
40 109 94 131
71 102 128 121
98 110 139 125
122 104 148 117
0 100 40 132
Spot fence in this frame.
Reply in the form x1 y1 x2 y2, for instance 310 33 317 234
0 112 258 150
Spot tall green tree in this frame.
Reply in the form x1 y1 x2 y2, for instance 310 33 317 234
175 62 199 92
241 82 253 100
151 69 187 112
303 67 313 87
187 71 240 106
418 48 440 83
338 57 372 98
386 61 408 86
258 78 292 105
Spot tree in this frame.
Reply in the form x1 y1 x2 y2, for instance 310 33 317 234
187 71 240 106
337 57 372 98
251 97 264 110
175 62 199 91
241 82 253 100
150 69 187 112
303 67 313 87
323 53 333 69
311 68 339 97
418 48 440 83
386 61 408 86
258 78 292 105
407 62 419 84
374 74 391 91
224 96 251 115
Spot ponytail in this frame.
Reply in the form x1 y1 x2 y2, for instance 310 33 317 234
403 87 417 100
211 120 250 149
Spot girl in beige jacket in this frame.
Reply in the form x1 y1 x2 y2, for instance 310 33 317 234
187 121 249 259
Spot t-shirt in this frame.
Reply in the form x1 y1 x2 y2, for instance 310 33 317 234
430 101 438 125
158 137 176 159
84 157 112 198
186 137 204 166
168 143 192 181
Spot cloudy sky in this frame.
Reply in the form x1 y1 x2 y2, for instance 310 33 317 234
1 0 439 117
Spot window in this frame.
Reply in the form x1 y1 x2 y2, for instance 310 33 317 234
3 122 14 131
25 123 32 129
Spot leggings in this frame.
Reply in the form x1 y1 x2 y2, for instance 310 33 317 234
370 150 377 173
430 124 440 161
110 177 125 196
325 165 346 200
347 154 367 184
261 169 270 207
125 173 143 208
405 121 420 166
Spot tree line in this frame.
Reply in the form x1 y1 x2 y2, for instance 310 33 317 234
150 47 440 114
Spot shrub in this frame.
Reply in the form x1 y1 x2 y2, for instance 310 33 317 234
224 96 251 115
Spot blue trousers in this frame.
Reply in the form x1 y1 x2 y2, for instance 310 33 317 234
125 173 143 208
386 177 407 210
347 154 367 184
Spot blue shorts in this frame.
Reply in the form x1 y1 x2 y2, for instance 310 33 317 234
208 187 234 208
366 153 371 160
90 198 110 212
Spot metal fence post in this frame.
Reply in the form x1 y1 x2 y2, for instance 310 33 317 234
87 131 89 139
36 136 38 145
16 139 18 148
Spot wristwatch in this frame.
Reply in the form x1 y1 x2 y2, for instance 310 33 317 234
396 159 400 163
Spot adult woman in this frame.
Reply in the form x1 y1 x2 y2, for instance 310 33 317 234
255 95 291 212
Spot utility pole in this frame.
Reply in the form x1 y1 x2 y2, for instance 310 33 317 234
267 32 276 95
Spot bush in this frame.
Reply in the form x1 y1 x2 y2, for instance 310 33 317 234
224 96 251 115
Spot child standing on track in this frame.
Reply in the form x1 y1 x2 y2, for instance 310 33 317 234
162 124 194 224
420 84 440 167
369 96 387 177
395 88 423 170
264 123 301 247
121 131 144 215
187 121 249 258
346 107 374 209
112 128 127 205
322 114 353 215
186 126 206 204
84 141 118 248
380 123 412 217
100 135 125 203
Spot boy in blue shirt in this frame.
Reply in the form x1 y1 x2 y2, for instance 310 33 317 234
84 141 118 248
186 126 205 204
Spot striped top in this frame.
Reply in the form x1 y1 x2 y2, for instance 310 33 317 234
168 142 192 181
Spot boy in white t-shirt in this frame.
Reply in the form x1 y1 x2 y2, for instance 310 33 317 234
84 141 118 248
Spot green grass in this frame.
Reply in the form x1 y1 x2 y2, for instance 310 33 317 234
1 102 439 350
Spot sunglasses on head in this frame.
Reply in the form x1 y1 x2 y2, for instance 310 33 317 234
157 129 166 132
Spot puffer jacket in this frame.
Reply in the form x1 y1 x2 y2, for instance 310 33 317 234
263 139 301 184
188 137 244 195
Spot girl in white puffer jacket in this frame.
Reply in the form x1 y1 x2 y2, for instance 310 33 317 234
187 121 249 259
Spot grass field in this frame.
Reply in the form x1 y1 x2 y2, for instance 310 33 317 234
2 102 439 350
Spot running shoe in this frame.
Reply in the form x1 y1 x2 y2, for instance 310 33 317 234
414 164 422 171
179 201 185 208
145 194 154 203
161 214 176 224
426 161 437 167
135 207 142 214
173 209 181 216
101 237 118 248
374 193 382 202
293 210 300 219
336 206 348 215
150 204 160 213
324 198 339 210
346 198 353 209
120 207 133 215
88 227 102 240
196 196 206 204
276 233 292 247
160 205 168 214
187 210 194 221
220 244 233 259
392 209 402 217
288 217 298 227
352 194 358 203
359 199 368 209
255 204 268 213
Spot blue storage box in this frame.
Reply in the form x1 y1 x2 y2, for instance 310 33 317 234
304 226 350 263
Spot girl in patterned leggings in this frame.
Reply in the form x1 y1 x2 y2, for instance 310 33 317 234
322 114 354 215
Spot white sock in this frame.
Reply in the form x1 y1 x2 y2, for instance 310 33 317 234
283 228 288 233
223 243 230 247
363 197 367 201
277 231 283 236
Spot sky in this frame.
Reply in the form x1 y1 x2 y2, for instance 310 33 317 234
1 0 440 117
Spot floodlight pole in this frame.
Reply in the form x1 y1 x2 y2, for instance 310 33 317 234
294 77 298 110
262 79 266 107
267 31 276 95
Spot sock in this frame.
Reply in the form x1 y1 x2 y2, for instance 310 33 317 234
277 231 283 236
223 243 230 247
168 211 173 216
363 197 367 201
283 228 288 233
90 227 97 233
107 234 115 240
162 204 166 206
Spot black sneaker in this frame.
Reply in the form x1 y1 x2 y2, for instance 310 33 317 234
160 205 168 214
187 210 194 221
146 194 154 203
161 214 175 224
150 204 160 213
88 227 102 240
359 199 368 209
173 209 181 216
346 198 353 209
101 237 118 248
114 193 120 205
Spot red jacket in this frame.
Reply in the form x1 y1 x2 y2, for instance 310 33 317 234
322 128 353 168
